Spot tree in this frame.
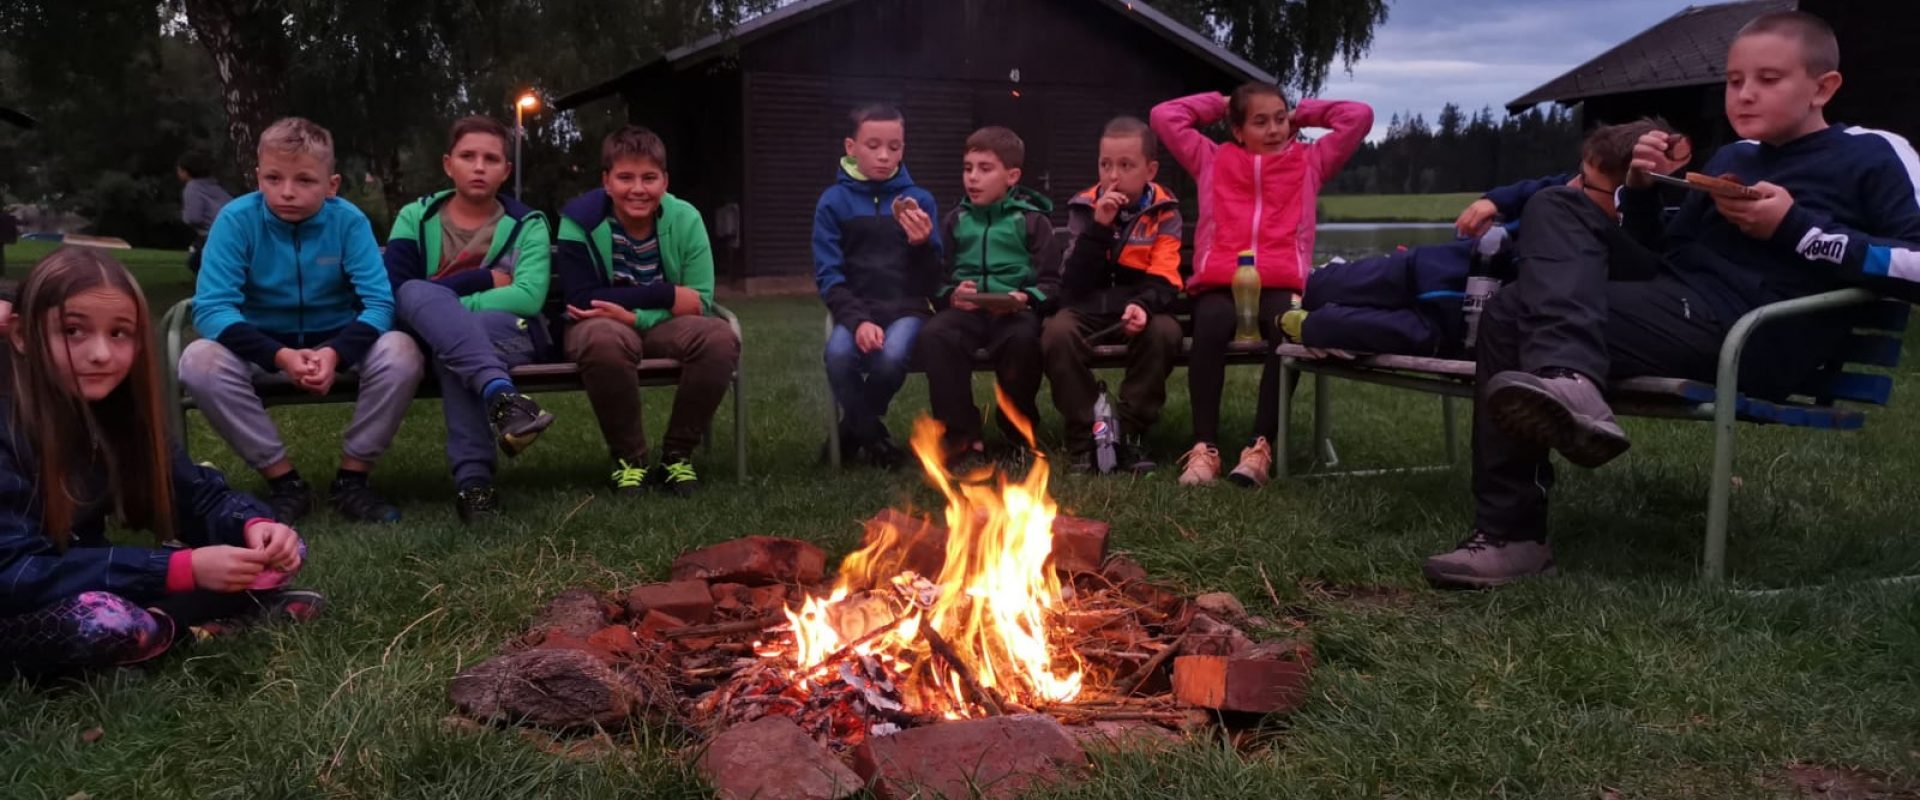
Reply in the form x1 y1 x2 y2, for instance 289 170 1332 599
174 0 290 172
1156 0 1392 93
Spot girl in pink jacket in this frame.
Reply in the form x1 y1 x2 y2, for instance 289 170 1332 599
1150 85 1371 488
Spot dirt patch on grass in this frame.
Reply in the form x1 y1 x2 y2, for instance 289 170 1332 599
1777 763 1918 799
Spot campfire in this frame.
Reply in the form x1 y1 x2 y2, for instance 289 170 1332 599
449 396 1314 799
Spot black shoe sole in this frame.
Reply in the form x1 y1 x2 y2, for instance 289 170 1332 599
498 411 557 457
1487 383 1629 469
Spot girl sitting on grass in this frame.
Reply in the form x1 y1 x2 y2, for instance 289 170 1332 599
0 246 322 674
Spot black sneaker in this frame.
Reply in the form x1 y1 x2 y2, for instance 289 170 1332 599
609 458 649 497
456 484 502 524
1118 436 1157 474
267 478 313 523
489 391 556 457
862 437 911 471
328 478 401 523
652 457 701 498
944 441 992 479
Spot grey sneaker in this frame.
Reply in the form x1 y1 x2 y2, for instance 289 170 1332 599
1485 370 1629 468
1422 531 1556 589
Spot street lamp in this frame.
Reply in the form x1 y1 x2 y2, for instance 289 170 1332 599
514 92 539 199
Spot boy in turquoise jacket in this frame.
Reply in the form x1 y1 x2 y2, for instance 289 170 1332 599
179 117 425 524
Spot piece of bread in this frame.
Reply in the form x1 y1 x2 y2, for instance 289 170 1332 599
1684 172 1764 199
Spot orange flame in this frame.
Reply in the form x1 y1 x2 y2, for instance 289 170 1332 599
782 388 1082 713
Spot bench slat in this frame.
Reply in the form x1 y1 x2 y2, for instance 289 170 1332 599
1816 371 1895 405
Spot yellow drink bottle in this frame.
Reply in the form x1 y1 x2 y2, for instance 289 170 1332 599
1232 250 1261 342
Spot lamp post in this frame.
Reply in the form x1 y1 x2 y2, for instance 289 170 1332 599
514 92 539 199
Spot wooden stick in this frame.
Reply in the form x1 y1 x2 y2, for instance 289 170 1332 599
663 613 786 640
921 625 1004 716
1118 633 1185 696
1053 710 1193 724
805 613 911 671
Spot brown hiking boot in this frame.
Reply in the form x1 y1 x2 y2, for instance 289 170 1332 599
1422 531 1556 589
1177 442 1222 486
1485 370 1630 468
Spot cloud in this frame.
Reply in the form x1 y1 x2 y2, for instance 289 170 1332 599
1319 0 1697 140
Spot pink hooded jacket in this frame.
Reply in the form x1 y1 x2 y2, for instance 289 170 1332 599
1150 92 1373 294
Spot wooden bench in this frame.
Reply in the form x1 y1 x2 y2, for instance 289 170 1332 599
822 312 1272 466
158 299 751 481
1273 287 1909 583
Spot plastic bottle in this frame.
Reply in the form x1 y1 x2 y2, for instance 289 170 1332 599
1232 250 1261 342
1092 382 1119 474
1461 225 1510 353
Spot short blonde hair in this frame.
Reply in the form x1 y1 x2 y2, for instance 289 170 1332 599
258 117 336 170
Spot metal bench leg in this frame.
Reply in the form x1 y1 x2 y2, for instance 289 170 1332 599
1277 359 1295 479
1703 382 1739 584
1312 373 1337 468
827 383 843 469
734 368 749 482
1442 396 1460 463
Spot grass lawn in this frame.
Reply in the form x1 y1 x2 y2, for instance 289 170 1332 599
3 246 1919 798
1319 193 1483 224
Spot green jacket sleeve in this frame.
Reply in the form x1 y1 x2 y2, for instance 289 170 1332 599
461 214 551 318
637 204 715 330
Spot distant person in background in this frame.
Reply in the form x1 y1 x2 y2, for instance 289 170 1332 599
178 151 234 274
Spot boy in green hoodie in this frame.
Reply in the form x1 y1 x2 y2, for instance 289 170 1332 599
555 125 741 498
915 126 1061 469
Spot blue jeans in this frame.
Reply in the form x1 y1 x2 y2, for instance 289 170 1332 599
825 316 922 445
395 281 537 489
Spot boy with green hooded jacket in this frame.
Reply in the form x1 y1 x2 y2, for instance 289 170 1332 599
915 126 1062 467
554 125 740 498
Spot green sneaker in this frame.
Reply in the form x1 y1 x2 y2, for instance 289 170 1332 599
652 457 701 498
609 458 649 497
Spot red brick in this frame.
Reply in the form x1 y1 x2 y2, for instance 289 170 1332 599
671 537 827 586
1171 655 1310 715
748 584 790 611
584 625 641 660
854 715 1088 800
624 580 715 623
636 610 689 640
1049 516 1109 576
709 583 750 613
698 716 864 800
863 509 949 579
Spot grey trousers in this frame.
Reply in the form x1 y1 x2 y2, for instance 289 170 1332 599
177 332 426 471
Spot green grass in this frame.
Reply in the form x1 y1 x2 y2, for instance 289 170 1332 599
1319 193 1482 224
4 248 1920 798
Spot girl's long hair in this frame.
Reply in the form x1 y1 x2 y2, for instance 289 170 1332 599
5 246 173 548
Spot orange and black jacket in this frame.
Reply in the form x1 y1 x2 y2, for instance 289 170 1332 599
1057 182 1183 315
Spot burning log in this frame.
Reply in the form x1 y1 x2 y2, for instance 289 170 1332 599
920 624 1005 717
660 613 786 641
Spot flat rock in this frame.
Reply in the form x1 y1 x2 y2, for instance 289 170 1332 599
1171 655 1310 715
698 716 864 800
449 648 640 729
625 580 715 623
671 536 827 586
854 714 1088 799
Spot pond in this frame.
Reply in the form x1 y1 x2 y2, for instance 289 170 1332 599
1313 222 1460 263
